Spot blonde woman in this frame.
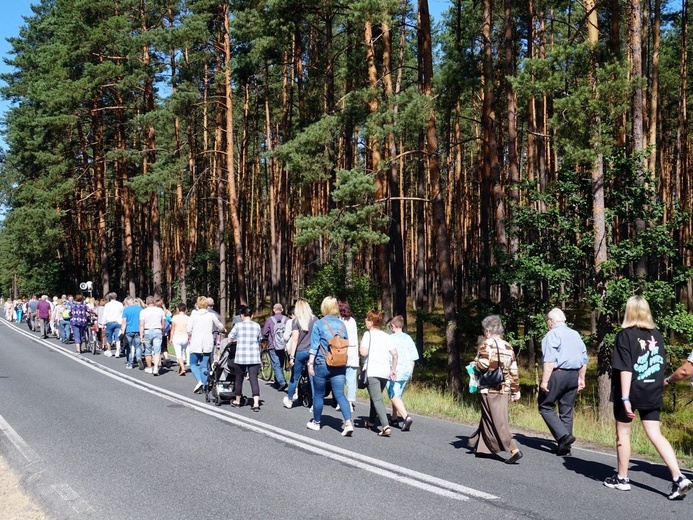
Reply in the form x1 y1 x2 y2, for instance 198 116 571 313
307 296 354 436
186 296 225 393
283 300 317 409
469 315 522 464
604 295 692 500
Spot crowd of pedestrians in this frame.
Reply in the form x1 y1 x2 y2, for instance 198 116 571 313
3 291 692 501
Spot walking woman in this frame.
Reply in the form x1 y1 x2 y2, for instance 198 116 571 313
307 296 354 436
603 295 692 500
469 314 522 464
283 299 317 409
170 302 189 375
228 306 262 411
340 300 359 412
186 296 225 393
359 309 398 437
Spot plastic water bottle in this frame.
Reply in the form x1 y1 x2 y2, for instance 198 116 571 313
466 364 478 393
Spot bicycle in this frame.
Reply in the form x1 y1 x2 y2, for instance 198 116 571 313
259 342 273 381
85 318 99 355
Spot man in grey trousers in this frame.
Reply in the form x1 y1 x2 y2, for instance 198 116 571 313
539 308 588 456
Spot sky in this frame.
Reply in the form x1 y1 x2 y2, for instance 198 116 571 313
0 1 452 151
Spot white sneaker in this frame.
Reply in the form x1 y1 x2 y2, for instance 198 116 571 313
604 474 631 491
668 476 693 500
193 381 203 394
306 420 320 431
282 396 293 409
342 421 354 437
293 391 298 400
144 367 153 374
335 403 340 411
104 350 113 357
152 366 159 376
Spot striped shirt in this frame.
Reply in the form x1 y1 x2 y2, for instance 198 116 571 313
229 320 262 365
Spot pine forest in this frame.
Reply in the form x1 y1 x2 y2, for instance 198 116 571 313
3 0 693 406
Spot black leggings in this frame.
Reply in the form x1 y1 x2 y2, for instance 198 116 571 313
234 363 260 397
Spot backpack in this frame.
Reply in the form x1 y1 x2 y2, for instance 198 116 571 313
272 315 287 351
62 308 71 320
319 319 349 367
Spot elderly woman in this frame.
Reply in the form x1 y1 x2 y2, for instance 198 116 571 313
186 296 225 394
604 295 692 500
359 309 398 437
469 315 522 464
307 296 354 436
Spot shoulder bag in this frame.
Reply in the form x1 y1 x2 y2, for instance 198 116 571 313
357 332 370 389
478 339 504 389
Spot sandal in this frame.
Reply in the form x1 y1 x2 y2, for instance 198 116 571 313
378 427 392 437
364 420 376 429
389 418 400 427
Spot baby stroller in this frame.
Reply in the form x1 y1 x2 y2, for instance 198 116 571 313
296 363 332 408
205 339 237 406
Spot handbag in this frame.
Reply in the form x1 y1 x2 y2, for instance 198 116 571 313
477 339 504 388
357 332 370 389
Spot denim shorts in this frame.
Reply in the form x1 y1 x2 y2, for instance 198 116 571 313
143 329 163 356
387 379 409 399
106 322 121 344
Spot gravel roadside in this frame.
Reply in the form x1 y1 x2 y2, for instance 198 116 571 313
0 453 47 520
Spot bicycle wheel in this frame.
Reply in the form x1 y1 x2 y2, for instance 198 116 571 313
259 347 272 381
283 353 292 383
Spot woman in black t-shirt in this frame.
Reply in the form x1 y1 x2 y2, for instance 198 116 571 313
604 296 692 500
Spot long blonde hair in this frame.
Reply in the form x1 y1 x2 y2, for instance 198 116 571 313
621 295 656 329
294 300 314 331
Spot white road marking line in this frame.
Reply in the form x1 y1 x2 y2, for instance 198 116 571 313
0 411 95 514
1 320 498 501
0 412 41 464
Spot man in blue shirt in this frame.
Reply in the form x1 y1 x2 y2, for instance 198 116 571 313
120 297 143 370
539 308 588 456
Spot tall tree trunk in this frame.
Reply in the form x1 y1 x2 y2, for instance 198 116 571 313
419 0 460 398
222 2 247 305
141 1 161 297
365 18 392 316
630 0 648 279
504 0 520 302
382 20 407 320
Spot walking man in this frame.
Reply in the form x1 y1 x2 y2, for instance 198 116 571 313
36 295 52 338
103 292 124 357
539 308 588 455
262 303 288 391
139 296 165 375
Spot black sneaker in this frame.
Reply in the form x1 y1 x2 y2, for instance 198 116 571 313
138 359 145 370
556 433 576 455
604 474 631 491
668 476 693 500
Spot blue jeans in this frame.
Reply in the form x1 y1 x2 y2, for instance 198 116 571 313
312 360 351 424
190 352 210 385
60 319 71 341
105 322 120 344
345 366 358 402
143 329 162 356
126 332 142 366
269 348 286 385
72 324 87 346
287 349 311 399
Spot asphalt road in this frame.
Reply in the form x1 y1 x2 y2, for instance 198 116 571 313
0 319 691 519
